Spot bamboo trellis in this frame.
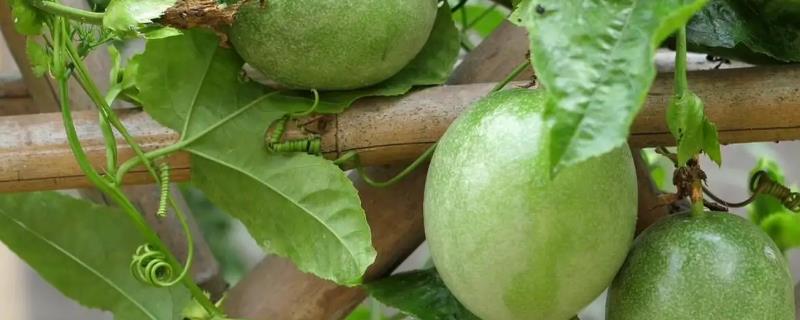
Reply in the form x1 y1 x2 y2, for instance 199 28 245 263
3 1 800 319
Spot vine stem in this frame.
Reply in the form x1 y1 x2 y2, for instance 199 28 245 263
675 26 704 217
691 179 705 216
63 43 161 184
334 143 437 188
675 27 689 97
51 18 219 315
31 0 104 25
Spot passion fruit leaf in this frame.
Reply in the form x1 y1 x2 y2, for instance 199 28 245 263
9 0 45 35
688 0 800 63
513 0 709 174
666 91 722 166
365 268 480 320
104 0 177 33
316 4 459 112
135 29 376 285
0 192 190 320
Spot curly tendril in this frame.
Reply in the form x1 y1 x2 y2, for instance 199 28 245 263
751 171 800 212
703 170 800 212
156 163 170 218
271 138 322 154
130 180 197 287
130 244 177 287
333 143 437 188
266 89 322 155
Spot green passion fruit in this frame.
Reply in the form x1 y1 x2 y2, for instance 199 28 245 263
229 0 438 90
424 89 639 320
607 212 795 320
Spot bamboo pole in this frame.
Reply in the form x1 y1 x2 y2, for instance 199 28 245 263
1 65 800 192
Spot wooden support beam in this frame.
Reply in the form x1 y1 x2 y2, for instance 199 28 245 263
1 65 800 192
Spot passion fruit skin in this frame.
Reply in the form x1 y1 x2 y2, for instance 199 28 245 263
424 89 638 320
607 212 795 320
229 0 438 90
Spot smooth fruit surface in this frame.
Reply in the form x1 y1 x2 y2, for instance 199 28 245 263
607 211 795 320
424 89 638 320
230 0 438 90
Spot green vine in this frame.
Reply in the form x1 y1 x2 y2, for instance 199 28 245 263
46 13 221 317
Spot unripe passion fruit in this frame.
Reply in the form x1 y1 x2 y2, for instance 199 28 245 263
607 211 795 320
229 0 438 90
424 89 638 320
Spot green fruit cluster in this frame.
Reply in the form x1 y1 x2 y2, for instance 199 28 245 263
425 89 795 320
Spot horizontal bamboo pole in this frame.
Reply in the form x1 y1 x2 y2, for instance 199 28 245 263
1 65 800 192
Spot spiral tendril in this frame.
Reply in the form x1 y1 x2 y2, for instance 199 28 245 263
130 188 196 288
130 244 175 287
156 163 170 218
271 138 322 155
266 92 323 155
268 116 289 146
751 171 800 212
703 170 800 212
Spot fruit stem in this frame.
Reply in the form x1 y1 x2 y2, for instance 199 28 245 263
691 181 704 216
690 157 705 217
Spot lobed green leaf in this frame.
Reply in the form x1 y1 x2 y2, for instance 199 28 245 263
513 0 709 174
0 192 190 320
